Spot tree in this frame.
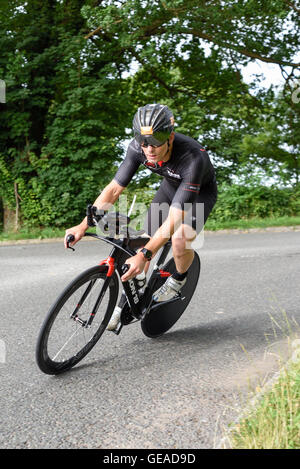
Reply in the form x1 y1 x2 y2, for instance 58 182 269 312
1 0 299 230
0 0 131 229
81 0 300 186
238 86 300 186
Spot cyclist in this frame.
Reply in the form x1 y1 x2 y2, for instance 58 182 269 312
64 104 217 331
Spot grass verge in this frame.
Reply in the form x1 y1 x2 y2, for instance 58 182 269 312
0 226 66 242
228 357 300 449
1 216 300 242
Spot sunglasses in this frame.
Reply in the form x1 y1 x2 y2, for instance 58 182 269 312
140 141 166 148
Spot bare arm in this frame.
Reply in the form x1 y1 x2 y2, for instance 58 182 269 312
142 206 184 255
64 180 126 248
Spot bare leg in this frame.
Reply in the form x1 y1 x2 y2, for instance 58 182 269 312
172 224 196 273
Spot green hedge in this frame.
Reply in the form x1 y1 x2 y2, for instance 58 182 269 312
209 183 300 223
1 180 299 232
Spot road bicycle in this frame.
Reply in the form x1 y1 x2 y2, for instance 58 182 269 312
36 202 201 375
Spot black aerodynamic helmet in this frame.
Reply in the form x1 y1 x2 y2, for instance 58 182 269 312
133 103 174 146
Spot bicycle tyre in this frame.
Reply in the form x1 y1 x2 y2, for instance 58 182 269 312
141 252 200 338
36 266 119 375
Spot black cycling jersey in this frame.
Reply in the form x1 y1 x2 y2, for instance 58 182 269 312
114 133 216 208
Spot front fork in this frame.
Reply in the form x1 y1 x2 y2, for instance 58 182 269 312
70 275 112 328
70 250 120 328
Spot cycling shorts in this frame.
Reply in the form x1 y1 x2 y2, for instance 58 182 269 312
144 178 217 237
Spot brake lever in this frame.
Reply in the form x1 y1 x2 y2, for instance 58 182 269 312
66 234 75 251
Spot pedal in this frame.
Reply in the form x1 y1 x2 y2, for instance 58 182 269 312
111 323 123 335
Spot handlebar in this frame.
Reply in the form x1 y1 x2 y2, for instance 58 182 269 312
66 234 75 251
86 204 107 227
66 204 146 252
86 204 144 237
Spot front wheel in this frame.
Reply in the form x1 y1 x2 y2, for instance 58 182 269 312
36 266 119 374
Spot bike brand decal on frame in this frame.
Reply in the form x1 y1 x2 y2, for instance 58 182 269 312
128 279 139 304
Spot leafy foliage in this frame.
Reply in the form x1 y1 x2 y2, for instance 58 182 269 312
0 0 299 230
0 0 130 228
210 181 300 224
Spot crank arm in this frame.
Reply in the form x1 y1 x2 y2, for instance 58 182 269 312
150 294 185 311
140 294 184 321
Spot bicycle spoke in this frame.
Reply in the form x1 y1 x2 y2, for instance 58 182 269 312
36 265 119 374
47 276 110 362
52 325 83 361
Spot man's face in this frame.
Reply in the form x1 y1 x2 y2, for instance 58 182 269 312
141 140 168 163
140 132 174 162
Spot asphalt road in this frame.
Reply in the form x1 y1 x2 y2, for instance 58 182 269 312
0 230 299 449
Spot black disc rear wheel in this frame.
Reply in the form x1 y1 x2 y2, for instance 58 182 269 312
141 252 200 338
36 266 119 374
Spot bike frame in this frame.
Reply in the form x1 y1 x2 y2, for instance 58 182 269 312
84 232 173 320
